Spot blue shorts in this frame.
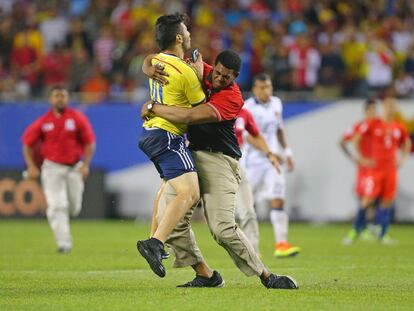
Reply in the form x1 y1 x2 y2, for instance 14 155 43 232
138 128 196 180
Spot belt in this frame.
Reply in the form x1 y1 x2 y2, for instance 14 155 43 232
62 162 79 167
45 159 79 167
192 147 240 161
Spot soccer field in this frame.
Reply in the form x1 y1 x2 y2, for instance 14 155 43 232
1 220 413 311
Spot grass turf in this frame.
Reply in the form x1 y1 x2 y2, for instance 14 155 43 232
1 220 413 310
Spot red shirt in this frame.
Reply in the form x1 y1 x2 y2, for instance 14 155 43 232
186 62 244 159
343 120 373 159
42 51 71 86
357 118 409 171
235 108 260 146
22 107 95 165
10 46 39 85
203 62 244 121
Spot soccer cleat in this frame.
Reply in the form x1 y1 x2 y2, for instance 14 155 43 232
274 242 301 258
367 224 381 237
57 247 71 254
136 238 166 278
379 234 397 245
342 229 358 245
177 271 225 288
261 273 298 289
360 229 376 242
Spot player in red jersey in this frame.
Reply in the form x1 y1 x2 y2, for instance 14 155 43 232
345 97 411 244
21 86 96 253
340 99 380 243
235 108 280 253
340 99 377 198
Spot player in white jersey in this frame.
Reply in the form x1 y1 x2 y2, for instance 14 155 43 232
242 73 301 258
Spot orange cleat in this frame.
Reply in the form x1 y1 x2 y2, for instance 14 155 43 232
274 242 301 258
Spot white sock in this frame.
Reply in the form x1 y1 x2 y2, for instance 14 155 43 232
270 209 288 244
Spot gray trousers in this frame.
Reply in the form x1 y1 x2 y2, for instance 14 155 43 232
157 151 266 276
236 167 260 253
41 160 84 249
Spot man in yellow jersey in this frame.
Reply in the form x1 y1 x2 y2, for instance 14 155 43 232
136 14 222 285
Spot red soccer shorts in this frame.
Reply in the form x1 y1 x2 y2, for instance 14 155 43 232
361 169 398 201
355 168 369 198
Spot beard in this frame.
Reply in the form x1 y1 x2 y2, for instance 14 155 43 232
183 38 191 51
55 104 66 113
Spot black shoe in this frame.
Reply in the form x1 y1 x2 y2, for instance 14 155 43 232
261 273 298 289
177 271 225 288
57 247 71 254
161 248 170 260
136 238 166 278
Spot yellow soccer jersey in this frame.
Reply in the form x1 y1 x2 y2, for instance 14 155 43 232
143 53 206 135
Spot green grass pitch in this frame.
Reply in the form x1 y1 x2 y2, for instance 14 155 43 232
1 220 413 310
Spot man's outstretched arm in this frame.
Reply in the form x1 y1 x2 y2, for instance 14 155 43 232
142 100 219 124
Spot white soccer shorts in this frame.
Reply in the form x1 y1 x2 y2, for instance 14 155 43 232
245 162 285 202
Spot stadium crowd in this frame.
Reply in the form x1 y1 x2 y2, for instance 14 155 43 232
1 0 414 102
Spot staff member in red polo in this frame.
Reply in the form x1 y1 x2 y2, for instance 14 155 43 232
21 86 96 253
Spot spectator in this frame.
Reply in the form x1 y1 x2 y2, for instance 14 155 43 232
392 17 413 56
263 38 291 91
3 0 414 99
365 37 395 96
69 0 91 16
341 27 368 96
13 23 44 59
66 17 93 59
0 56 16 100
10 31 41 95
42 44 71 93
0 17 14 66
394 70 414 98
109 71 126 101
80 66 109 104
68 46 92 92
230 26 259 90
288 33 321 90
319 41 344 84
94 25 115 74
403 45 414 76
40 7 69 52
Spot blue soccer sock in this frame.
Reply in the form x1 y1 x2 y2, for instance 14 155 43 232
373 199 381 225
377 207 392 238
353 208 366 234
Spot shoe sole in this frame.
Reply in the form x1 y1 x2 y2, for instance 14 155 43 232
274 276 299 290
177 280 225 288
274 250 300 258
281 275 299 289
136 241 166 278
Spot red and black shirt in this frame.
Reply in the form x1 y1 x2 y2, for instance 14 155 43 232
188 63 244 158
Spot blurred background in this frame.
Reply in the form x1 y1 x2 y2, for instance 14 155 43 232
1 0 414 222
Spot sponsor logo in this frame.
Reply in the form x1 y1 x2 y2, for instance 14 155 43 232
0 178 46 216
42 122 54 132
65 118 76 131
